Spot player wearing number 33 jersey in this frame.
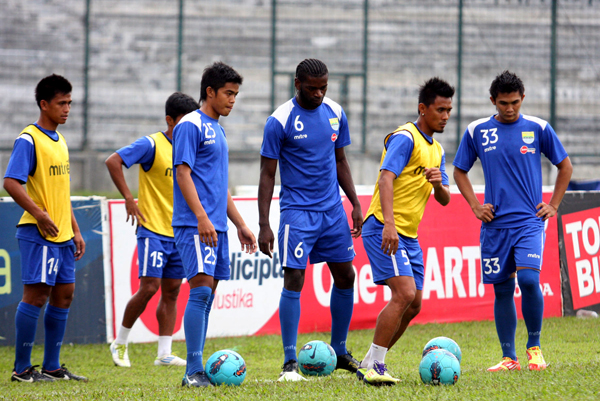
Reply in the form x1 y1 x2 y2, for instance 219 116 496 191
453 71 572 371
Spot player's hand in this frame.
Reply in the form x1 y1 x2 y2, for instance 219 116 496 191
258 224 274 258
536 202 557 221
381 224 399 256
473 203 495 223
125 198 147 226
351 204 363 238
197 215 218 248
238 225 257 254
73 231 86 261
424 167 443 187
37 210 59 238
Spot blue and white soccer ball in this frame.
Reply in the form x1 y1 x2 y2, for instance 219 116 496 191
422 336 462 363
298 340 337 376
205 349 247 386
419 349 461 385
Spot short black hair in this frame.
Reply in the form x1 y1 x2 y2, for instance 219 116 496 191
489 70 525 99
418 77 455 107
35 74 72 109
200 62 243 102
295 59 328 82
165 92 198 120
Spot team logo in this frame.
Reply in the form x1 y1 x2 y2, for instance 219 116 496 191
329 118 340 131
520 145 536 154
522 131 534 144
331 133 338 142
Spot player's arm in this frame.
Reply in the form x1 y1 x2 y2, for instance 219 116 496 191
378 169 398 256
424 168 450 206
453 167 494 222
257 156 278 258
105 152 146 225
3 177 59 238
227 190 257 254
335 147 363 238
175 162 217 248
71 206 85 261
536 156 573 221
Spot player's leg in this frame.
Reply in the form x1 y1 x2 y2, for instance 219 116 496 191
480 227 521 372
41 246 86 381
12 240 53 383
385 238 425 351
312 204 358 372
154 240 186 366
276 209 317 381
515 225 546 370
175 226 217 387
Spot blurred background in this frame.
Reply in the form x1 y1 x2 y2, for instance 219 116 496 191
1 0 598 194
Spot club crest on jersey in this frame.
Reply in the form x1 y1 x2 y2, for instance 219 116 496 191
331 132 338 142
522 131 534 144
329 118 340 131
520 145 536 154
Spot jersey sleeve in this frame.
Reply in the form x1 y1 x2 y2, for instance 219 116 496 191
539 124 568 165
4 135 36 183
116 136 156 171
173 121 202 169
452 129 478 171
380 132 414 178
335 108 351 149
260 116 284 160
440 148 449 186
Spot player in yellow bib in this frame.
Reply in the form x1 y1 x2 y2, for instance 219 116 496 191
357 78 454 385
4 74 87 382
105 92 199 367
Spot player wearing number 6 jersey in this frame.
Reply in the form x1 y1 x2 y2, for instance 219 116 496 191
258 59 363 381
453 71 572 372
357 77 453 386
173 62 257 388
105 92 199 368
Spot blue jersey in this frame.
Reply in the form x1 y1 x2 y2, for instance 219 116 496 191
261 97 351 212
4 124 73 247
172 110 229 232
453 114 568 228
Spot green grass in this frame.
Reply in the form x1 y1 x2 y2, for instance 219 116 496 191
1 317 599 400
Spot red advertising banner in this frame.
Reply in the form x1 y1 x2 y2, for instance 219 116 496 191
256 192 562 335
560 206 600 310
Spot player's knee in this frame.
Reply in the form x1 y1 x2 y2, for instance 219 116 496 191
493 279 516 299
517 268 541 293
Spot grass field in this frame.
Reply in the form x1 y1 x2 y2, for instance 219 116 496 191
1 317 599 400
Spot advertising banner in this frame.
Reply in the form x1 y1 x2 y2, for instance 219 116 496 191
0 197 107 345
108 192 562 343
557 191 600 316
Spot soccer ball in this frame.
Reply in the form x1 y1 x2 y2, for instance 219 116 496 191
297 340 337 376
422 336 462 363
419 349 461 385
205 349 247 386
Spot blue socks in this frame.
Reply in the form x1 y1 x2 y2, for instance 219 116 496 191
493 279 517 360
184 286 212 375
43 304 69 371
279 288 301 363
330 285 354 356
517 269 544 349
203 293 215 343
14 302 41 374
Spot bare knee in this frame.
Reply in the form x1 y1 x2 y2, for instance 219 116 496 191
329 262 355 289
136 279 160 301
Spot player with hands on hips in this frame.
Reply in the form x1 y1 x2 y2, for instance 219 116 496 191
453 70 572 372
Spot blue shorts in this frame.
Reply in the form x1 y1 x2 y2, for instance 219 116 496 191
19 239 76 286
174 227 230 281
137 237 185 279
278 204 354 269
363 232 425 289
480 225 546 284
